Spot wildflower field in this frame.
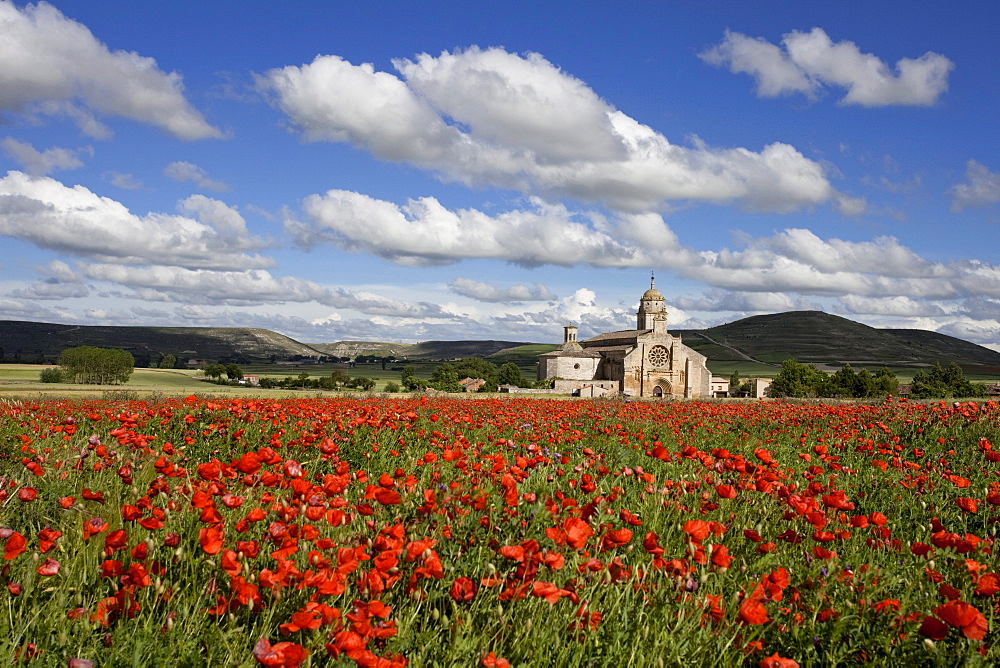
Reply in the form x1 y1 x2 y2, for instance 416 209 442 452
1 395 998 666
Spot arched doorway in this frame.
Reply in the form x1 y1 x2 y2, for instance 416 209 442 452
651 380 671 398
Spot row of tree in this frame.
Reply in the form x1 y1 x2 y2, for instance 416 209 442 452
401 358 535 393
768 360 985 399
258 371 376 391
55 346 134 385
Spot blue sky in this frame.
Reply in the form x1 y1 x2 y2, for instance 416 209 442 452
1 0 999 349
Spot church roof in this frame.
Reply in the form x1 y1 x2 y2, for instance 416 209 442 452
538 345 601 359
583 329 648 344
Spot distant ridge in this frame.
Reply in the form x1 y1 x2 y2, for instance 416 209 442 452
0 320 323 363
674 311 1000 368
2 312 999 370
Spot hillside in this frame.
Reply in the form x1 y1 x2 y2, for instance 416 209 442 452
0 321 323 364
3 312 999 372
676 311 1000 368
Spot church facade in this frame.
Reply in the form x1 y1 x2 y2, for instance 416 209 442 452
537 279 711 399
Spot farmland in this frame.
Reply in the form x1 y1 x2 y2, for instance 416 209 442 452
1 395 998 665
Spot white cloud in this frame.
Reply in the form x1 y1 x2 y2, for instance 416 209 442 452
838 295 947 317
79 263 451 319
675 291 818 313
296 191 666 267
0 171 270 270
701 28 953 107
10 279 89 300
1 137 88 175
0 1 222 139
948 160 1000 211
448 277 556 303
260 47 834 213
163 161 229 191
292 187 1000 305
103 171 142 190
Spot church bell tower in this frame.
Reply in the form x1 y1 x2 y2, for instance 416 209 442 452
637 274 667 331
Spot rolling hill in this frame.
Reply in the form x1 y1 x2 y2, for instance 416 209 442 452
0 321 323 364
2 312 999 373
673 311 1000 369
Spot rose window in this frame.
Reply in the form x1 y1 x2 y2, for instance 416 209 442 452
648 345 669 367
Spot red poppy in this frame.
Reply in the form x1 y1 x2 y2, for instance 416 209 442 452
759 653 799 668
199 524 225 555
934 600 988 640
738 584 769 625
683 520 710 543
564 517 593 549
482 653 511 668
975 573 1000 597
4 532 27 560
918 615 948 640
36 558 60 576
450 576 477 603
252 638 308 667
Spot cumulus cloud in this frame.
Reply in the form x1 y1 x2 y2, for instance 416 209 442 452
449 277 556 303
0 1 222 139
0 171 269 270
292 186 1000 304
948 160 1000 211
295 192 683 267
701 28 953 107
79 263 451 319
838 295 947 317
10 279 89 300
1 137 89 175
103 171 142 190
675 290 818 313
163 161 229 191
259 47 834 213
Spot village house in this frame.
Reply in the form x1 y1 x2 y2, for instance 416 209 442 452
537 278 711 398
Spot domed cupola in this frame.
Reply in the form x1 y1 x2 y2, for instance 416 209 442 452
637 274 667 330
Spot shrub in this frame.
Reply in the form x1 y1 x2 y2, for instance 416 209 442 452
38 367 62 383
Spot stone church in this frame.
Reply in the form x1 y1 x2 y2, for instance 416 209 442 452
537 278 711 398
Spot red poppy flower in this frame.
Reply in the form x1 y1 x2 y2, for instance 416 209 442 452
935 600 988 640
36 558 60 576
975 573 1000 597
918 615 948 640
564 517 593 549
759 653 799 668
199 524 225 555
450 576 477 603
738 584 769 625
683 520 710 543
4 532 27 560
252 638 308 667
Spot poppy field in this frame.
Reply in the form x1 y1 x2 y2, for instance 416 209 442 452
1 395 999 666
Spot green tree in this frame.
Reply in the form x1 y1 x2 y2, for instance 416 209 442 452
330 369 350 388
498 362 525 387
39 367 62 383
224 364 244 380
384 381 401 393
910 363 985 399
769 360 828 398
430 363 463 392
349 376 376 391
158 354 177 369
58 346 134 385
873 367 899 396
204 364 227 380
401 365 425 391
